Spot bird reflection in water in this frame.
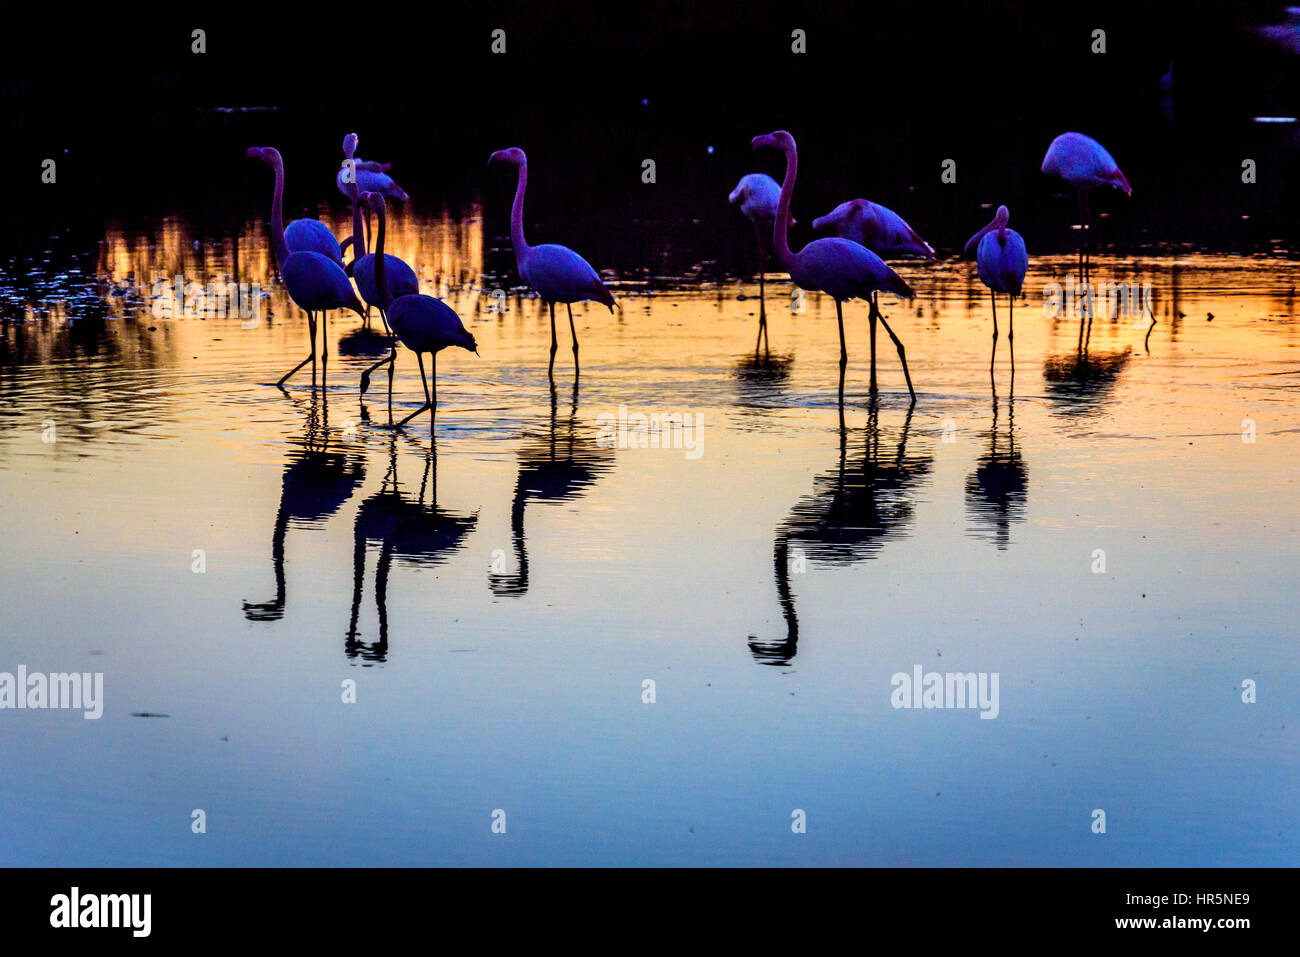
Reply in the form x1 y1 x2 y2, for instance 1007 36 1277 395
748 399 932 665
489 385 614 596
243 393 366 622
1043 346 1132 418
732 348 793 414
346 435 478 662
965 378 1028 550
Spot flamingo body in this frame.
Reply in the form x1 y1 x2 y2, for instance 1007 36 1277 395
353 254 419 309
812 199 934 260
789 237 913 303
387 293 477 356
281 250 366 315
976 229 1028 297
1041 132 1132 195
729 173 782 224
519 243 615 308
285 218 343 264
336 164 410 201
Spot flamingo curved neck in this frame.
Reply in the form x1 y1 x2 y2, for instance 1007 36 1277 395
268 157 290 266
373 203 393 310
773 145 797 267
510 161 531 262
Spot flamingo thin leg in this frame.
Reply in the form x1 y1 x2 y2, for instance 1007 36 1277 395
876 313 916 402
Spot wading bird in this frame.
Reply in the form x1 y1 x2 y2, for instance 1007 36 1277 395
812 198 933 392
248 147 365 386
338 135 419 409
751 131 916 400
729 172 794 351
365 191 477 430
488 147 615 379
964 205 1028 376
1041 132 1130 281
247 147 343 265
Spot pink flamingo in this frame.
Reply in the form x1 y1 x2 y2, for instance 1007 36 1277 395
488 147 615 379
248 147 365 387
1041 132 1131 279
337 151 409 253
729 172 794 350
964 205 1028 376
751 131 916 401
366 192 477 430
812 198 933 392
245 147 342 265
336 135 419 407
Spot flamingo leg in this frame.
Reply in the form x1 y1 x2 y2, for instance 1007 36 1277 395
278 309 317 389
1008 294 1015 373
428 351 436 429
567 303 580 373
869 292 879 393
835 299 847 368
397 352 433 428
755 223 768 351
548 301 557 380
876 313 916 402
990 291 998 380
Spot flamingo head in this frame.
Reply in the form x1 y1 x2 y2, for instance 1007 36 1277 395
361 191 386 217
751 130 795 153
342 133 358 158
461 329 479 355
488 147 527 168
963 205 1010 257
245 146 282 168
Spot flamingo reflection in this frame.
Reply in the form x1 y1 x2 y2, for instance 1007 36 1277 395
489 387 614 596
243 395 366 622
748 401 932 665
965 390 1028 550
346 436 477 661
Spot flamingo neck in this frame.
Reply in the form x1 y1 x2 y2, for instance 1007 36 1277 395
773 145 796 267
268 157 290 266
347 160 365 257
510 161 531 262
373 202 393 310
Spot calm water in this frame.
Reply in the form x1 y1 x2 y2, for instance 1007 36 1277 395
0 208 1297 866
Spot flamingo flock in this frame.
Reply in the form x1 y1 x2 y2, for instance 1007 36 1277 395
246 127 1131 425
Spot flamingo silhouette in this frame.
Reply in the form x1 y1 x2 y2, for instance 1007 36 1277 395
812 198 933 393
488 147 615 380
751 131 916 401
728 172 793 351
964 205 1028 378
365 191 477 430
248 147 365 387
1041 132 1131 282
965 393 1028 550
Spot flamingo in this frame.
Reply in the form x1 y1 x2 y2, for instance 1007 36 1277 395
964 205 1028 376
812 198 934 392
1041 132 1130 281
248 147 365 387
751 130 916 400
338 134 419 409
336 151 409 254
729 172 794 351
488 147 615 379
247 147 342 265
365 191 477 429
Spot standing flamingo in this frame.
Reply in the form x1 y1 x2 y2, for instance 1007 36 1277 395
812 198 934 392
751 131 916 401
248 147 365 387
1041 132 1130 281
246 147 342 264
964 205 1028 377
729 172 794 351
488 147 615 379
366 191 477 430
338 135 419 409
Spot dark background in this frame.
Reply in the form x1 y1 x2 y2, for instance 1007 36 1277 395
2 0 1297 278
